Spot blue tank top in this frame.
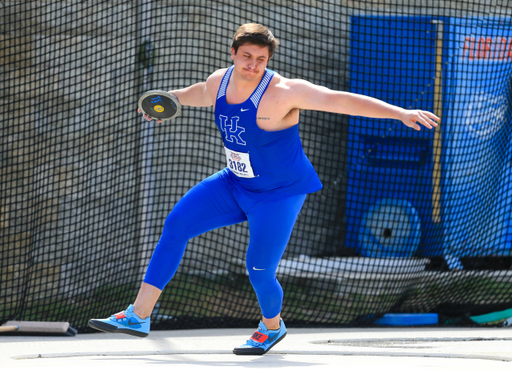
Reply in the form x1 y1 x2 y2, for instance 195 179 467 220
214 65 323 201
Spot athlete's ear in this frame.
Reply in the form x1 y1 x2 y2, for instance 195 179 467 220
231 47 236 60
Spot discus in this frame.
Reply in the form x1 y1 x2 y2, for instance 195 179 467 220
138 90 181 121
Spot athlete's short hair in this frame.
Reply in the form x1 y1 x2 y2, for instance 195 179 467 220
231 24 279 58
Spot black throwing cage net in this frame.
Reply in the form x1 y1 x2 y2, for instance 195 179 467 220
1 1 512 332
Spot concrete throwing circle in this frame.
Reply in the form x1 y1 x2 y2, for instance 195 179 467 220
310 337 512 362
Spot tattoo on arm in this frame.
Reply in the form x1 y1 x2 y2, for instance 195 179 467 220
258 117 270 120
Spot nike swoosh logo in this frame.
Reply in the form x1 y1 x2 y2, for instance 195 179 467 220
241 108 250 112
127 320 145 326
267 332 280 343
252 267 265 271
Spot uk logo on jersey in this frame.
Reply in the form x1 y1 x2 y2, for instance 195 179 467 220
219 115 246 145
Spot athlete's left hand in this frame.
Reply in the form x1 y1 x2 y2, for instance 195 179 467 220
400 110 440 131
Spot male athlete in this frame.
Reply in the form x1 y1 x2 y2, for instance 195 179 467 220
89 24 438 355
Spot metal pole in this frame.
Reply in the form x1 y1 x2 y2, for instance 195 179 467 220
138 0 155 279
432 20 443 224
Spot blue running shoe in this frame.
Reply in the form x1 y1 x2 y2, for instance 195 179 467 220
88 304 150 338
233 319 287 355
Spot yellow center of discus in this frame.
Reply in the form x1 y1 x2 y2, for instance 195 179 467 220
154 105 164 113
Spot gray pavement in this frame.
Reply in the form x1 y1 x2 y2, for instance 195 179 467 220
1 327 512 369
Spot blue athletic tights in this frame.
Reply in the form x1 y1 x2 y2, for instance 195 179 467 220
143 169 306 319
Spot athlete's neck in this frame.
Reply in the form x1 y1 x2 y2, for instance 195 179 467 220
227 69 265 104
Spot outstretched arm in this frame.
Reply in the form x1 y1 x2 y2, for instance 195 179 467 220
290 79 439 130
168 82 212 107
138 82 211 122
139 71 221 122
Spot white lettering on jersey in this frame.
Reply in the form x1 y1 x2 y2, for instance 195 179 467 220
219 115 246 145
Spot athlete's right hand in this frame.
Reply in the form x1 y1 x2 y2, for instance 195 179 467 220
138 108 163 123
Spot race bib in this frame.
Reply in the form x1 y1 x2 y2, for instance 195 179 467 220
224 147 256 178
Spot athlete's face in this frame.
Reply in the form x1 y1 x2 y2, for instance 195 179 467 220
231 44 269 82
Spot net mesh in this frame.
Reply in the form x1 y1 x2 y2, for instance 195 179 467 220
2 1 512 332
